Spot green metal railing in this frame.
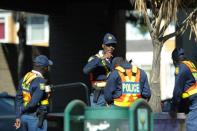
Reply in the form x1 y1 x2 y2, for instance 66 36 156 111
64 99 86 131
64 99 153 131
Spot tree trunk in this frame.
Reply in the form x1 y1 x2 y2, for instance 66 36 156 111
148 39 163 112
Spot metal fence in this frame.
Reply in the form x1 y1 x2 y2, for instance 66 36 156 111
49 82 90 113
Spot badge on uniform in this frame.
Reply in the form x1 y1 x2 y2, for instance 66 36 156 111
108 36 112 40
175 67 179 75
39 83 45 90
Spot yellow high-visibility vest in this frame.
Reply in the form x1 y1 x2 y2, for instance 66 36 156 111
181 61 197 99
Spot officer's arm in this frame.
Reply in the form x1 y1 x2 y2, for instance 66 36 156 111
171 64 189 105
23 79 44 112
104 71 118 104
140 70 151 101
83 56 101 74
15 80 23 118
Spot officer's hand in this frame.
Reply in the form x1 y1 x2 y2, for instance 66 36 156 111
168 100 178 119
169 109 177 119
14 118 21 129
103 52 113 59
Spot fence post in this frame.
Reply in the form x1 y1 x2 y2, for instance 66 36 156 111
64 99 86 131
129 98 153 131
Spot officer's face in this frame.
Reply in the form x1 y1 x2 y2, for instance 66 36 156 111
42 66 50 74
102 43 116 54
42 66 50 79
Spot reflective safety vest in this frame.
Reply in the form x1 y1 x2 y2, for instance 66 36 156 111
181 61 197 99
114 66 141 107
22 72 49 107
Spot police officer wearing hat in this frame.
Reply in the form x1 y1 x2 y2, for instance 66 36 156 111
14 55 53 131
170 48 197 131
83 33 117 107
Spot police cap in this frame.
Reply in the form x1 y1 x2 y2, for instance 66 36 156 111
103 33 117 45
33 55 53 67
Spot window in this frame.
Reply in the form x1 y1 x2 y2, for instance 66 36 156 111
27 14 49 46
0 17 6 42
0 21 5 39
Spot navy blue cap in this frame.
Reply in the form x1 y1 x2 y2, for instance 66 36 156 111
112 57 124 69
172 48 184 61
103 33 117 45
33 55 53 67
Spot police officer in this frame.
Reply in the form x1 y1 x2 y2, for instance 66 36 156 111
14 55 53 131
104 57 151 107
170 48 197 131
83 33 117 107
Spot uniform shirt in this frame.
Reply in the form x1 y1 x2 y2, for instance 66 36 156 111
83 50 112 81
104 63 151 104
15 70 47 118
172 62 197 110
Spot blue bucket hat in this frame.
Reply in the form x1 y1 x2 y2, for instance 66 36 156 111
33 55 53 67
103 33 117 45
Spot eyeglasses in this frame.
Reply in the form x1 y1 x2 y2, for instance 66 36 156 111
105 44 116 48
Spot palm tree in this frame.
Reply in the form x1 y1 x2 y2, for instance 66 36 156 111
130 0 197 112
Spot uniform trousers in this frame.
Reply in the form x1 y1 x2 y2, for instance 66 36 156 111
20 114 47 131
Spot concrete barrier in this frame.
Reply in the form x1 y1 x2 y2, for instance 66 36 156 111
154 112 186 131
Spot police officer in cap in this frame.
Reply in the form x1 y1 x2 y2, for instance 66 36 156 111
170 48 197 131
83 33 117 107
14 55 53 131
104 57 151 107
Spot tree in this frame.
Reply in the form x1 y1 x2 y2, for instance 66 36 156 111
130 0 197 112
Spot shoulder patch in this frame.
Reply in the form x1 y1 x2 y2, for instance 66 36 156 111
175 67 179 75
39 83 45 90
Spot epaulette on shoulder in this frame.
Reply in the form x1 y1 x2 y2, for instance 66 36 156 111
88 56 97 62
88 53 103 62
95 54 102 58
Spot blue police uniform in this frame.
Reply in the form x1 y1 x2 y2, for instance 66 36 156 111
104 61 151 106
83 33 117 107
171 48 197 131
172 62 197 131
15 55 53 131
